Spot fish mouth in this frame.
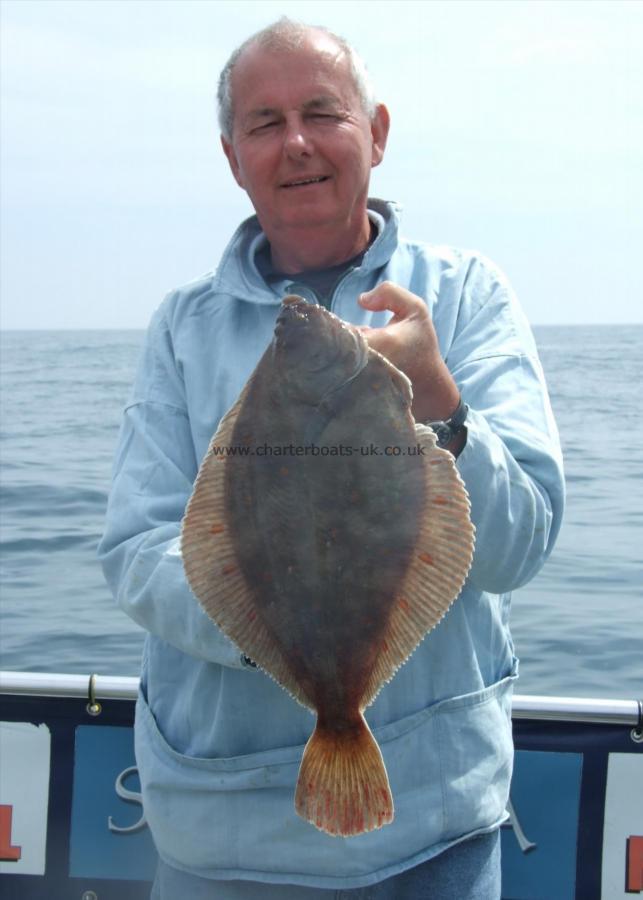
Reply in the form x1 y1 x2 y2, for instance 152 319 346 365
277 295 319 319
280 294 310 311
280 175 330 189
274 299 367 377
274 296 314 344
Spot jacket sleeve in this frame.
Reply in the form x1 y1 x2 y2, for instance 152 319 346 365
97 303 246 667
447 257 565 594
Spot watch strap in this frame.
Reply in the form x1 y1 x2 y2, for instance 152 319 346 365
426 395 468 448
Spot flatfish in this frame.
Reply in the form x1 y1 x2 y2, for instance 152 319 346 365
181 296 474 837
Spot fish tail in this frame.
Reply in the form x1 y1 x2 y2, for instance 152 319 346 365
294 714 393 836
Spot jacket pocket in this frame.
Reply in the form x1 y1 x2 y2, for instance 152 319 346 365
435 673 516 838
135 687 309 872
134 672 515 880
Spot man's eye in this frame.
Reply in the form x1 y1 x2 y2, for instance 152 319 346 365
252 121 278 133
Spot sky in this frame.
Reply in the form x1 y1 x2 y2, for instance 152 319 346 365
1 0 642 329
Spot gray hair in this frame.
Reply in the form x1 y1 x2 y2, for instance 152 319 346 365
217 17 377 140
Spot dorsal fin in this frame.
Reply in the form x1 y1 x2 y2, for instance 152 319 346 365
181 384 314 710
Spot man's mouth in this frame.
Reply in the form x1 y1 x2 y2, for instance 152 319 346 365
281 175 330 188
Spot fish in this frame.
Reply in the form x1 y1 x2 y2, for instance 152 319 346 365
181 295 475 837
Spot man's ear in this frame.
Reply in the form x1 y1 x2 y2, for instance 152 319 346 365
221 135 245 188
370 104 390 168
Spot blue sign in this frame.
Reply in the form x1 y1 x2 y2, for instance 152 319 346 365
501 750 582 900
69 725 158 881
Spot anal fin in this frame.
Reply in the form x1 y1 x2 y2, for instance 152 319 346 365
360 424 475 707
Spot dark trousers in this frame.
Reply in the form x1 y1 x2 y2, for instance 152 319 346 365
151 828 501 899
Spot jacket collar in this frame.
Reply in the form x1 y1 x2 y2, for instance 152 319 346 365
211 198 402 304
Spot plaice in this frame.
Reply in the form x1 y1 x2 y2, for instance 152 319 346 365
181 296 475 837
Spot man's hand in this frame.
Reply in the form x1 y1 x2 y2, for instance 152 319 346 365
359 283 465 454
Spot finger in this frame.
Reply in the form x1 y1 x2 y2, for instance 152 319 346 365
359 282 424 319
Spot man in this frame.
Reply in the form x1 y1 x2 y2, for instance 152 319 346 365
99 18 564 899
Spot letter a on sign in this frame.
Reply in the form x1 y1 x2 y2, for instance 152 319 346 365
0 805 21 861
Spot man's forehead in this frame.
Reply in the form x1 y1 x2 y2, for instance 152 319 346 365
231 36 355 108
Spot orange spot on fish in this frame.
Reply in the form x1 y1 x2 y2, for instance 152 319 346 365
418 552 435 566
210 524 225 534
433 496 448 505
381 639 389 653
371 381 381 391
221 563 237 576
247 610 257 622
398 597 410 613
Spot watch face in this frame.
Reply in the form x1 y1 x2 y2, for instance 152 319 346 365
433 423 452 447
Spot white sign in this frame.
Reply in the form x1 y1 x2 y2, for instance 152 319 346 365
602 752 643 897
0 722 51 875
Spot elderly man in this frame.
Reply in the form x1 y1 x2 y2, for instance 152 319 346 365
99 18 564 900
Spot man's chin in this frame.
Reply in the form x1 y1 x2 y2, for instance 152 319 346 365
269 210 345 234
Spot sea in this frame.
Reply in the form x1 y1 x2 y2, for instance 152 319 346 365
1 325 642 700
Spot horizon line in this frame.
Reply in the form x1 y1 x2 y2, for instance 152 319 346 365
3 322 643 333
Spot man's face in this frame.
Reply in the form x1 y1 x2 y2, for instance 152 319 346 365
221 33 389 251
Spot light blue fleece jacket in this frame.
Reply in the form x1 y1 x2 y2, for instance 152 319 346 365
98 199 564 889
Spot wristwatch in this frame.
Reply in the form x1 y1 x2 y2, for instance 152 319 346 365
426 395 468 448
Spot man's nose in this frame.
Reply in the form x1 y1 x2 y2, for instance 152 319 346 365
283 115 313 158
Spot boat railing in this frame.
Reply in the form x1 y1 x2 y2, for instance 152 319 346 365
1 670 641 731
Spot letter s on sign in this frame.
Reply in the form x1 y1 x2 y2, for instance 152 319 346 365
108 766 147 834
